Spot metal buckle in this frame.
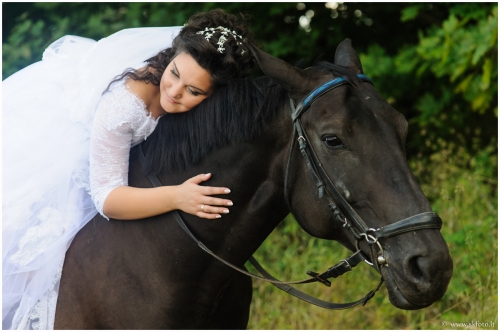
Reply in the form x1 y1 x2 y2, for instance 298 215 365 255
355 231 386 267
355 238 374 266
362 228 380 244
340 259 352 272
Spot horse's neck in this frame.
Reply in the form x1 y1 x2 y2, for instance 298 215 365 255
161 107 292 263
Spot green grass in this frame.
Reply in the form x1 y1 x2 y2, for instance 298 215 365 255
246 143 497 329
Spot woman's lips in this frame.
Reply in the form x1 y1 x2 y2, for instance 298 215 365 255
166 94 179 104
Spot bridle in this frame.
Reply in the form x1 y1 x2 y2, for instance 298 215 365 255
138 74 443 310
284 74 442 273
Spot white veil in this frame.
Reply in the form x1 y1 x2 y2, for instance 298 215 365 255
2 26 182 329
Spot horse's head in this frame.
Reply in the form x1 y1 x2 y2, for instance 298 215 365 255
249 40 453 309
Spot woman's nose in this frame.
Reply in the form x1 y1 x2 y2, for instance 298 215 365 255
170 82 182 98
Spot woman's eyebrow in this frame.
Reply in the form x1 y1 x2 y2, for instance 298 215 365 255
172 61 209 95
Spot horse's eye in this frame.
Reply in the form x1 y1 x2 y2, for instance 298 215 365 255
324 136 344 148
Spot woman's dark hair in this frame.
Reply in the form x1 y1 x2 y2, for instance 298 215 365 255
108 9 256 90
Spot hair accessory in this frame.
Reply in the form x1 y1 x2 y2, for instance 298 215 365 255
197 26 245 55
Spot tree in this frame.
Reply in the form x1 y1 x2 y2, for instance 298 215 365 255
3 3 496 160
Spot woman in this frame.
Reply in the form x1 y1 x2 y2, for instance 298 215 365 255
2 9 256 330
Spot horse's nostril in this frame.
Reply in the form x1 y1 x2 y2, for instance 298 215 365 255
407 256 430 286
406 254 440 295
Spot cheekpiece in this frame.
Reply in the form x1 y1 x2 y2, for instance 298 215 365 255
196 26 245 55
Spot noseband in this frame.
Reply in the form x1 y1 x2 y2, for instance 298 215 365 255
284 74 442 275
139 74 442 310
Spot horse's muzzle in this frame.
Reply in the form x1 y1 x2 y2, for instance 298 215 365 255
379 229 453 309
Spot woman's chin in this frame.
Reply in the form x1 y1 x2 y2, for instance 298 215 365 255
161 101 188 114
160 101 176 114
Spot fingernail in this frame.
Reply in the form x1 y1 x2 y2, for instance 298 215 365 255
206 173 211 176
227 201 233 206
216 215 222 218
224 189 231 193
223 209 229 214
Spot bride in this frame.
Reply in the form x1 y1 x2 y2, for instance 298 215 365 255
2 9 257 329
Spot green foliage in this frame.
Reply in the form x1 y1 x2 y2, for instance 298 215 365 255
415 7 497 115
359 3 497 159
401 5 425 23
4 3 497 156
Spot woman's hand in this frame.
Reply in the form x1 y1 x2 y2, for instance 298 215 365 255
174 173 233 219
102 173 232 221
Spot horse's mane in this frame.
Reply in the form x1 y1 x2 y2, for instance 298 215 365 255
141 76 287 174
141 62 358 174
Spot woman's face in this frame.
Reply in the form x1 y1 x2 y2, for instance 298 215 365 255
159 52 213 113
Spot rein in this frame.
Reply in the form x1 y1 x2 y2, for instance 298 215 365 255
137 74 442 309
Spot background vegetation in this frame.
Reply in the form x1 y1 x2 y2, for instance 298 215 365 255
3 2 497 329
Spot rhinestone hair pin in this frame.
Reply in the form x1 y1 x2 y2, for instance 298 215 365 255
196 26 245 55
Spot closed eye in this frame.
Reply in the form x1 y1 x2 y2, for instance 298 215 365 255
171 70 202 96
189 89 200 96
323 135 344 149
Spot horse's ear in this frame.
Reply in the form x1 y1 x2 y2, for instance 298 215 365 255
334 39 364 74
247 43 310 94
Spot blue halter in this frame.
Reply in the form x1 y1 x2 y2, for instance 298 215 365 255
291 74 373 121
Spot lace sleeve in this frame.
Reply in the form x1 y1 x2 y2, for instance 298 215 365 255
89 88 136 219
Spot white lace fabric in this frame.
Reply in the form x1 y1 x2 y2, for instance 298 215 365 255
89 80 160 218
8 80 159 330
2 27 181 330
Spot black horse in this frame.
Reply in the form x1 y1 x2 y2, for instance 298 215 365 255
55 40 453 329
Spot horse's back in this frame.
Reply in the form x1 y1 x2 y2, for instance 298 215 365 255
55 212 173 328
55 209 253 329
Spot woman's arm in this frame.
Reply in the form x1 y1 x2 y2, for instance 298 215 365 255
103 173 232 220
89 86 231 220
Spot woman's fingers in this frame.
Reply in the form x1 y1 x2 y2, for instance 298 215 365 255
202 197 233 207
185 173 212 184
200 204 230 215
194 200 232 220
196 211 222 219
177 173 233 219
202 186 231 195
185 174 231 196
195 204 229 219
194 201 231 220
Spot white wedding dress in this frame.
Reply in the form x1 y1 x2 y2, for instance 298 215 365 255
2 26 181 330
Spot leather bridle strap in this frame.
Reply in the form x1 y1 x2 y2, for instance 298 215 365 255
291 74 373 121
138 145 385 309
288 74 443 271
138 146 355 286
248 256 384 309
299 125 443 240
374 212 442 238
136 73 441 310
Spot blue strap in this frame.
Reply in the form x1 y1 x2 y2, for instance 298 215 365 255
291 74 373 122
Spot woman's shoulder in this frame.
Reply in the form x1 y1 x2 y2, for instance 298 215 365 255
94 76 160 133
124 76 152 107
95 81 146 127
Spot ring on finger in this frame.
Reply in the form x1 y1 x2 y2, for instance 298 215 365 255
201 204 205 212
